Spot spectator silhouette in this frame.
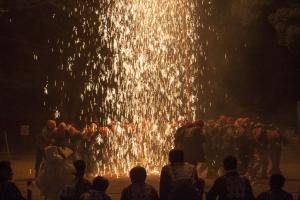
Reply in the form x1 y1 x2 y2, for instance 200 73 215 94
80 176 111 200
61 160 92 200
257 174 293 200
206 156 254 200
0 161 26 200
159 149 204 200
121 166 159 200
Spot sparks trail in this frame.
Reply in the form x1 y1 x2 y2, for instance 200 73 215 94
43 0 215 175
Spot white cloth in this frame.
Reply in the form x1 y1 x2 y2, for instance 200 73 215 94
59 146 74 158
36 146 75 200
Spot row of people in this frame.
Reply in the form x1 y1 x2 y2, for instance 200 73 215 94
35 115 288 180
0 150 295 200
35 120 108 177
175 115 288 180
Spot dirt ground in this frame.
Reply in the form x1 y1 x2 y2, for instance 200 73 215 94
1 137 300 200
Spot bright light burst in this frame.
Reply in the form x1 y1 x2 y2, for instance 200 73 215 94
44 0 215 176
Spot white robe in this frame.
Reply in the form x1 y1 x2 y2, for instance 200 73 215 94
36 146 75 200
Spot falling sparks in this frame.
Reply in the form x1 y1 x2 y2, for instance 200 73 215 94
44 0 215 176
54 109 60 119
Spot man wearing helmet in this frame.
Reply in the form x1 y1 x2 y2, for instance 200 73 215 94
178 120 206 177
35 120 56 177
54 122 68 147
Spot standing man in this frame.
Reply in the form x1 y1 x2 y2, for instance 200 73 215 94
267 125 288 175
256 124 269 179
182 120 206 176
251 123 269 179
159 149 204 200
174 121 192 149
207 156 254 200
236 122 253 176
54 122 68 147
35 120 56 177
81 123 98 174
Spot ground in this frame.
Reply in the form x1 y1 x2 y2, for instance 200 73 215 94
1 137 300 200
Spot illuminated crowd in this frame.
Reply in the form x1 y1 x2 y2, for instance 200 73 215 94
201 116 287 180
0 116 293 200
35 115 288 182
36 120 110 176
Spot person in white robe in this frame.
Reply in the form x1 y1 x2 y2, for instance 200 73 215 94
36 146 75 200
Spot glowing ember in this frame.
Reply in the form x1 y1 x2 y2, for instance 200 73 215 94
44 0 214 176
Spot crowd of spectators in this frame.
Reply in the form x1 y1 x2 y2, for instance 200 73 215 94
0 150 296 200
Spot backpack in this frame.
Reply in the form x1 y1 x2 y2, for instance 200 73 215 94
128 184 157 200
258 190 293 200
224 175 247 200
167 164 200 200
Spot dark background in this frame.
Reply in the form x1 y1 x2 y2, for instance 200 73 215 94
0 0 300 152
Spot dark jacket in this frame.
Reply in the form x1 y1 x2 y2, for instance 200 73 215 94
73 177 92 200
206 171 254 200
183 127 206 164
174 125 189 149
257 189 293 200
0 180 26 200
80 190 111 200
121 183 159 200
159 163 204 200
61 177 92 200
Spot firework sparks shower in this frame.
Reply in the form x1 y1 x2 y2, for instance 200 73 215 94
44 0 215 175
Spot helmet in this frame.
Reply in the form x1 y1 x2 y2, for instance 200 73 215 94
58 122 67 130
69 125 78 135
242 118 250 125
267 129 279 139
57 122 67 133
100 127 109 136
254 123 264 128
218 115 227 120
194 120 204 128
47 120 56 130
90 123 97 133
234 118 243 126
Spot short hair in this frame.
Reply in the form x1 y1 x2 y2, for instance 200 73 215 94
169 149 184 163
0 161 11 171
0 161 12 180
93 176 109 191
223 156 237 171
129 166 147 183
270 174 285 189
73 160 86 176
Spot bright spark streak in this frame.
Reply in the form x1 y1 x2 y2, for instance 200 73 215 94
44 0 215 176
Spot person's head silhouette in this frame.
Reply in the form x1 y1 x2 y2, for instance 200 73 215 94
0 161 13 181
169 149 184 164
270 174 285 190
130 166 147 184
223 156 237 171
93 176 109 192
